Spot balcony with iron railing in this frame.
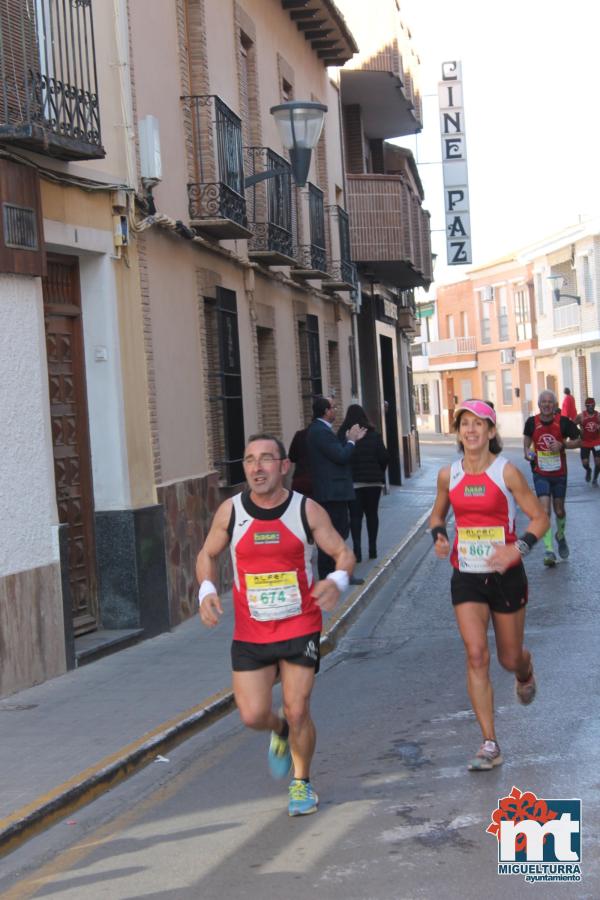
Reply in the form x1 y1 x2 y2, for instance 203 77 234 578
346 173 432 289
323 205 357 292
292 182 330 280
244 147 295 265
181 95 252 240
0 0 103 160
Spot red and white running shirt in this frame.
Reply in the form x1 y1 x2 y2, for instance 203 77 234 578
581 410 600 449
448 455 517 573
228 490 321 642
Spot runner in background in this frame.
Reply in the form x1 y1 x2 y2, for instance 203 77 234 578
523 390 581 567
575 398 600 485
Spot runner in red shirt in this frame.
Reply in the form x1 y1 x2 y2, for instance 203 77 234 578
523 390 581 566
430 400 548 772
575 398 600 485
196 433 355 817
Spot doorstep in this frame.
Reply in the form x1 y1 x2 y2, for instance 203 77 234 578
74 628 144 667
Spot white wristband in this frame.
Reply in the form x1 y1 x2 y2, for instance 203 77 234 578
198 580 217 607
326 570 350 592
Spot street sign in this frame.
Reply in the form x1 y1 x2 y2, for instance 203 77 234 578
438 61 472 265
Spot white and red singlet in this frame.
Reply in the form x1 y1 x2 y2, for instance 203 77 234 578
448 455 517 574
228 490 321 642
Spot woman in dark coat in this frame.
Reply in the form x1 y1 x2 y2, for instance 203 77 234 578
338 404 389 561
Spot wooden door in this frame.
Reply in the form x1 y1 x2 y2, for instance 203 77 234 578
43 255 98 634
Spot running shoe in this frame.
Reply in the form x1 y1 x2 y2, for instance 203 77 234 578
585 468 592 482
468 740 503 771
516 668 537 705
543 551 557 567
555 533 569 560
288 779 319 816
268 719 292 780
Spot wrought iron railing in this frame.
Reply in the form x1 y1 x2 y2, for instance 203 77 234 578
326 205 356 286
297 183 326 271
0 0 103 158
182 95 247 228
244 147 293 258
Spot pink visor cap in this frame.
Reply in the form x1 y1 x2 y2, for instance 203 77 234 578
454 399 497 425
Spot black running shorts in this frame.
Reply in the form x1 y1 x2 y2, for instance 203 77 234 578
231 631 321 673
450 563 528 613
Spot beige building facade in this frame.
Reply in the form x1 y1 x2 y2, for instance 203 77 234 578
519 219 600 410
0 0 431 695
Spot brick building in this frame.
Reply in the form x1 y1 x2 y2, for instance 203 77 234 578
422 257 536 437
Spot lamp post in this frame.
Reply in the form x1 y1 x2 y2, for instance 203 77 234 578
547 274 581 305
244 101 327 189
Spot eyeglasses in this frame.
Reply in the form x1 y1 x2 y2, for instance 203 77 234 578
242 454 284 466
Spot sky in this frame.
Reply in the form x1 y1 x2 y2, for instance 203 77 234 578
397 0 600 286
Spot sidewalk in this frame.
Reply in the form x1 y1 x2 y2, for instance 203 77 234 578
0 462 439 854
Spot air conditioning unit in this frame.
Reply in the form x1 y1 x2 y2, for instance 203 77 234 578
481 285 494 301
500 348 515 364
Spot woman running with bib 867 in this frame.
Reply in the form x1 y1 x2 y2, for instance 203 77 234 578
430 400 549 771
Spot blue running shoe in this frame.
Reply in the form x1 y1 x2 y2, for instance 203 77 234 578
288 779 319 816
268 727 292 779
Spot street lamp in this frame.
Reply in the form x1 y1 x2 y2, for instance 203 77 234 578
547 274 581 305
244 101 327 189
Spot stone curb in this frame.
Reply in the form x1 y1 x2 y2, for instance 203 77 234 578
0 509 430 857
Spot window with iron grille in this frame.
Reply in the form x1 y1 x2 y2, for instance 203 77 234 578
298 314 322 424
204 288 245 485
2 203 38 250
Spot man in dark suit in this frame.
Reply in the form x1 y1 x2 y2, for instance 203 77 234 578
307 396 366 581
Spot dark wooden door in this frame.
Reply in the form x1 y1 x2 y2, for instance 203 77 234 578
43 255 98 635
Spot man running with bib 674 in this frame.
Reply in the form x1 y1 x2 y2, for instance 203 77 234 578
196 433 355 816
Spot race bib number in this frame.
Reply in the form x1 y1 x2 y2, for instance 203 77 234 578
537 450 561 472
457 526 505 573
245 571 301 622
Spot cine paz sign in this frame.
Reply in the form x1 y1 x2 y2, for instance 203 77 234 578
438 60 471 265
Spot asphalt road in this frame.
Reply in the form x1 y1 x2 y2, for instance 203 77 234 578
1 443 599 899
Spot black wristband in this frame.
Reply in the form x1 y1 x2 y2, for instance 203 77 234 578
519 531 538 550
431 525 448 543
